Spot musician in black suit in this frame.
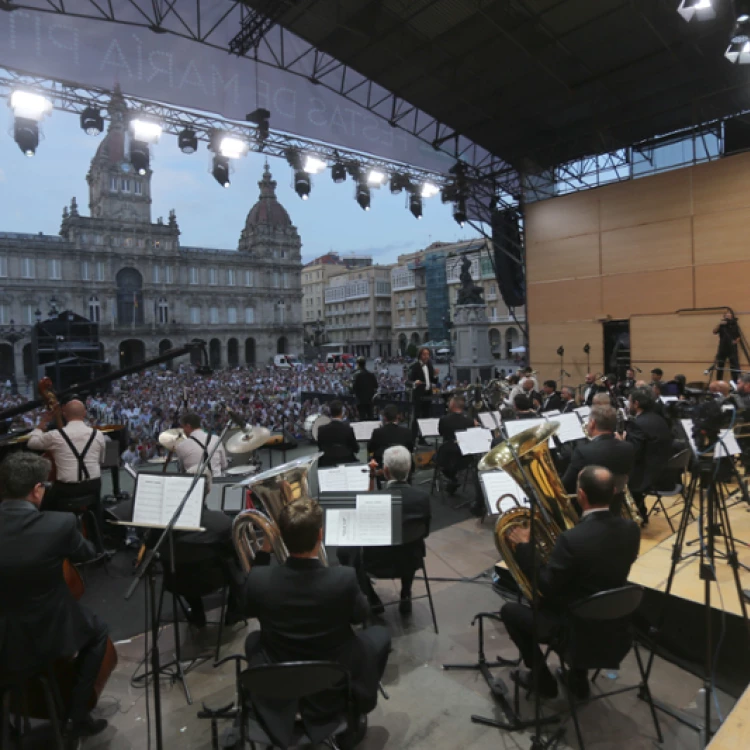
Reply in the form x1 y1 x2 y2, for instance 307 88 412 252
582 373 607 407
562 406 636 513
316 400 360 468
623 387 674 520
408 347 438 445
351 357 379 421
242 498 391 749
437 395 476 494
0 453 109 740
539 380 563 413
512 394 539 419
367 404 414 467
560 386 577 413
501 466 640 699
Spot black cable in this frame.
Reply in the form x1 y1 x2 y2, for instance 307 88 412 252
144 566 151 750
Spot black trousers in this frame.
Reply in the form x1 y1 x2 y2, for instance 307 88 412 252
68 611 109 722
411 393 431 442
357 402 374 421
501 602 587 690
44 478 105 553
336 548 417 602
716 347 740 382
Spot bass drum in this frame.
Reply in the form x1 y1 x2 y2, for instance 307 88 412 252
304 414 331 441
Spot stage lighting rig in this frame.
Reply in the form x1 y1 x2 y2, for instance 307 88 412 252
331 161 347 183
677 0 715 22
130 140 149 175
212 154 230 188
726 13 750 63
295 170 311 200
13 119 38 157
246 107 270 142
390 174 411 194
409 193 423 220
9 90 52 156
228 1 300 55
178 127 198 154
356 182 371 211
367 169 386 186
421 182 439 198
302 154 326 174
80 107 103 136
453 198 467 228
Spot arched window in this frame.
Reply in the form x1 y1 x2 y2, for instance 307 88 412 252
88 295 101 323
157 297 169 324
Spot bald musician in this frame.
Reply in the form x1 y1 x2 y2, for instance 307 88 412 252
27 399 109 552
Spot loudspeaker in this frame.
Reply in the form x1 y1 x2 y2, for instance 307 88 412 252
724 117 750 155
491 209 525 308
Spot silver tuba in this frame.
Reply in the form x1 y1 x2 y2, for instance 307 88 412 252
231 453 326 572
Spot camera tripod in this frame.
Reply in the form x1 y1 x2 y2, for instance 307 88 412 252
644 440 750 745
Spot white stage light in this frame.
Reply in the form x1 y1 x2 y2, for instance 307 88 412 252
130 118 162 144
367 169 386 186
303 155 326 174
219 135 248 159
677 0 715 22
421 182 439 198
10 91 52 121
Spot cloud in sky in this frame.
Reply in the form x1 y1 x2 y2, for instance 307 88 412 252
0 108 479 261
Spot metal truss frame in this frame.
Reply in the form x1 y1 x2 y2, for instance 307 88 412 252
2 0 519 198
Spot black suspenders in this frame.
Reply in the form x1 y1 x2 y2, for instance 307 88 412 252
58 428 98 482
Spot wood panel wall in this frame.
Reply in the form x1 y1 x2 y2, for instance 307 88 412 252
525 152 750 386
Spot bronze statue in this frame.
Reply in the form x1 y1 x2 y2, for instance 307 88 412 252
456 255 485 305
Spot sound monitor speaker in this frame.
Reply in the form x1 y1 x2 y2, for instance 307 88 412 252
491 209 525 308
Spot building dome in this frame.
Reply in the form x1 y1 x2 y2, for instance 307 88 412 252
91 89 128 166
245 165 291 228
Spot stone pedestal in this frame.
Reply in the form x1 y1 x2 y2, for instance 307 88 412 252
452 304 495 385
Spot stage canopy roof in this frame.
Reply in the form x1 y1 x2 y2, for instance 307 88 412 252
251 0 750 170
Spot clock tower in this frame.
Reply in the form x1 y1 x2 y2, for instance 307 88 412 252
86 89 152 224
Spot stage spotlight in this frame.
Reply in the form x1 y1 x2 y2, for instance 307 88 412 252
10 90 52 120
218 135 247 159
295 170 311 200
453 198 467 228
130 118 162 143
441 184 458 203
409 193 423 220
331 162 347 183
80 107 103 136
178 127 198 154
212 154 230 188
421 182 439 198
303 155 326 174
367 169 386 186
14 118 39 157
130 140 150 175
390 174 407 194
246 107 270 141
356 183 371 211
725 39 750 63
677 0 715 22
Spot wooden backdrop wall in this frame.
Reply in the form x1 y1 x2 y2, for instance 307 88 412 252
525 151 750 386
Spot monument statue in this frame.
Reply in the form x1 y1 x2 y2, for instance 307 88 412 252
456 255 485 306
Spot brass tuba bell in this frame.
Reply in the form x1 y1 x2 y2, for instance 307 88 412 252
479 421 578 600
232 453 326 572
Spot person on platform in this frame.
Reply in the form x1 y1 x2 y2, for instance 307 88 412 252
714 310 741 382
408 347 438 446
500 466 640 699
438 395 476 494
175 412 227 478
27 398 109 553
367 404 414 468
316 399 360 468
539 380 563 413
621 387 674 521
241 497 391 749
618 369 636 398
0 452 110 741
562 405 636 511
351 357 379 421
340 446 432 615
560 386 577 413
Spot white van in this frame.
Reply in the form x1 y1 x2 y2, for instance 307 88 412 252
274 354 302 369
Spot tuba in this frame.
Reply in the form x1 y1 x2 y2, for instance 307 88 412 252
232 453 325 572
479 421 578 600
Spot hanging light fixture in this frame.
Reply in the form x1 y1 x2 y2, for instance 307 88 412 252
212 154 230 188
676 0 715 22
80 107 104 136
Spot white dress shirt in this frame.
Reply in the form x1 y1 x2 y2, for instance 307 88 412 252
174 428 227 477
582 507 610 518
27 420 107 483
421 364 431 390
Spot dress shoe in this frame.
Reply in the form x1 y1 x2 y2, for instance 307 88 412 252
67 715 108 738
511 669 558 699
398 596 412 616
556 667 590 700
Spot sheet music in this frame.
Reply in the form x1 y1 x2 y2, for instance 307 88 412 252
552 413 586 443
574 406 591 420
355 494 392 545
505 418 555 448
660 396 679 404
544 409 561 417
344 464 371 490
716 428 741 458
324 509 359 546
456 427 492 455
132 474 204 529
479 411 502 430
352 420 381 441
480 471 529 515
418 418 441 437
132 475 164 526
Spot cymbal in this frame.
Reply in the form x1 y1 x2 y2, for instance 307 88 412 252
148 456 168 464
158 428 185 451
225 426 271 454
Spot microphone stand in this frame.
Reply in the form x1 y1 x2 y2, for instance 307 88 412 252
124 411 243 750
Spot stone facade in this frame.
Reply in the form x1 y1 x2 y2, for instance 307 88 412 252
0 92 302 383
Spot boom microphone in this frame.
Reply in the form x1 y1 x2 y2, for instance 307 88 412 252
223 403 249 430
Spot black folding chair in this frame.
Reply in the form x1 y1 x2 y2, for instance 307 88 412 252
646 448 692 532
554 585 662 750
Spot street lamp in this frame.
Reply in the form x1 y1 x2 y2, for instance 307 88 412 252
48 296 59 318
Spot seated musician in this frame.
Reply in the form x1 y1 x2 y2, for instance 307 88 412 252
539 380 563 413
340 446 432 615
367 404 414 468
175 412 227 477
241 498 391 748
27 398 109 553
316 399 360 468
583 373 606 407
622 387 674 521
561 406 636 512
0 453 110 740
709 380 731 400
731 374 750 471
512 394 538 420
500 466 640 699
560 386 577 413
438 395 476 495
